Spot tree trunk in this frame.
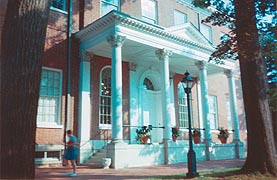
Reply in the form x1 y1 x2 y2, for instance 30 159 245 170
1 0 50 179
234 0 277 175
273 0 277 153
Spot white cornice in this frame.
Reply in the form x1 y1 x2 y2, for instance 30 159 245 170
75 10 215 52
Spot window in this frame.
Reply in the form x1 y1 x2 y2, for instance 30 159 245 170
99 67 112 129
208 95 218 130
200 23 212 42
141 0 157 24
37 68 62 127
101 0 120 17
143 78 154 91
174 10 187 25
178 82 190 128
50 0 67 12
226 99 233 130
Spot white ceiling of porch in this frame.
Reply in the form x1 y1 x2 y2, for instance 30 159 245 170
85 36 225 77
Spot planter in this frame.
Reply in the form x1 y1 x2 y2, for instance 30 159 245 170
172 136 178 142
219 137 228 144
193 136 201 144
102 158 111 169
139 136 149 144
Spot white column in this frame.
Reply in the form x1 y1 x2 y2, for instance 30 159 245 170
107 34 126 142
78 50 93 163
196 61 212 142
224 69 240 141
155 49 172 141
169 72 176 126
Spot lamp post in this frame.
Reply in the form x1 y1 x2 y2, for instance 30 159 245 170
181 71 199 178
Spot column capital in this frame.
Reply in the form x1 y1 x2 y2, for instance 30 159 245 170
224 69 234 78
155 49 172 60
195 61 207 70
80 50 94 62
129 62 137 72
107 34 126 47
169 72 175 79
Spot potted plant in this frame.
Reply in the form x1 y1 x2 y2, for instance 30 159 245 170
192 128 201 144
218 127 229 144
171 127 180 142
136 126 152 144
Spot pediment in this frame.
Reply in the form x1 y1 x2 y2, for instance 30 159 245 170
166 22 214 49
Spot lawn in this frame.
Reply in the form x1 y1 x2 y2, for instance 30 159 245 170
146 167 277 180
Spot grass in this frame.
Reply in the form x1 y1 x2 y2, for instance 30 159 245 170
146 167 277 180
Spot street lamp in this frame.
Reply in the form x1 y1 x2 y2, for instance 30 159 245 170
181 71 199 178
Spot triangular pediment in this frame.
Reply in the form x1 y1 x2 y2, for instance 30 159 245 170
165 22 214 49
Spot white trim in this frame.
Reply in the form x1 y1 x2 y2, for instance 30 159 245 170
37 123 63 129
50 6 67 14
141 0 158 24
208 95 219 130
99 124 112 130
100 0 120 17
37 67 63 128
99 66 112 129
75 11 214 52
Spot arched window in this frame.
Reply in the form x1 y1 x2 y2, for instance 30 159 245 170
178 82 189 128
99 67 112 128
143 78 154 91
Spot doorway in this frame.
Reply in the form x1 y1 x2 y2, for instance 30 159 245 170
141 77 163 143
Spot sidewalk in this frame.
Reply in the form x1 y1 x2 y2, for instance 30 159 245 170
35 159 245 180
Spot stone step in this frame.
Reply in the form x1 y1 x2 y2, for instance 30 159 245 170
83 147 107 168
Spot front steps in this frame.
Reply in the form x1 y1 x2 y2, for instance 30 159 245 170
82 147 107 168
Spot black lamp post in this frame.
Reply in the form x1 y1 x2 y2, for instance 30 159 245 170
181 71 199 178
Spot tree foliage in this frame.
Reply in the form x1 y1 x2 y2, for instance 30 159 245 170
193 0 277 175
201 0 277 85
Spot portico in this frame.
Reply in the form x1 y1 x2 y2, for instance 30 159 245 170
75 10 244 168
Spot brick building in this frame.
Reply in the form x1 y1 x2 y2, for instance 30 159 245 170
1 0 247 168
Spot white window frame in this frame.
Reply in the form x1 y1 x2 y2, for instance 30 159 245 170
226 98 233 130
208 95 218 130
141 0 157 24
174 10 187 25
99 66 112 129
50 0 67 13
178 82 190 129
101 0 120 17
37 67 63 128
200 23 212 42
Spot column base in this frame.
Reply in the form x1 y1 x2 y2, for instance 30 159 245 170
203 139 213 161
110 138 125 144
233 139 245 158
106 140 128 169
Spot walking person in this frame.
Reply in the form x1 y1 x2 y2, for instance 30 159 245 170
64 130 78 177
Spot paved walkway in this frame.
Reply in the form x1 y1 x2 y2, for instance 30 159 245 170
35 159 245 180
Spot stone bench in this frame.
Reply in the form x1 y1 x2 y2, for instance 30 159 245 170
35 144 64 167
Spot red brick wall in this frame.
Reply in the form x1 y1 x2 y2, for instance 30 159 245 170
36 1 81 144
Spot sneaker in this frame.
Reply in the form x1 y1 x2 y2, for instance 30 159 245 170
69 173 77 177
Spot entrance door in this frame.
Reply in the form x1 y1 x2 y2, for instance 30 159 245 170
143 90 163 143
